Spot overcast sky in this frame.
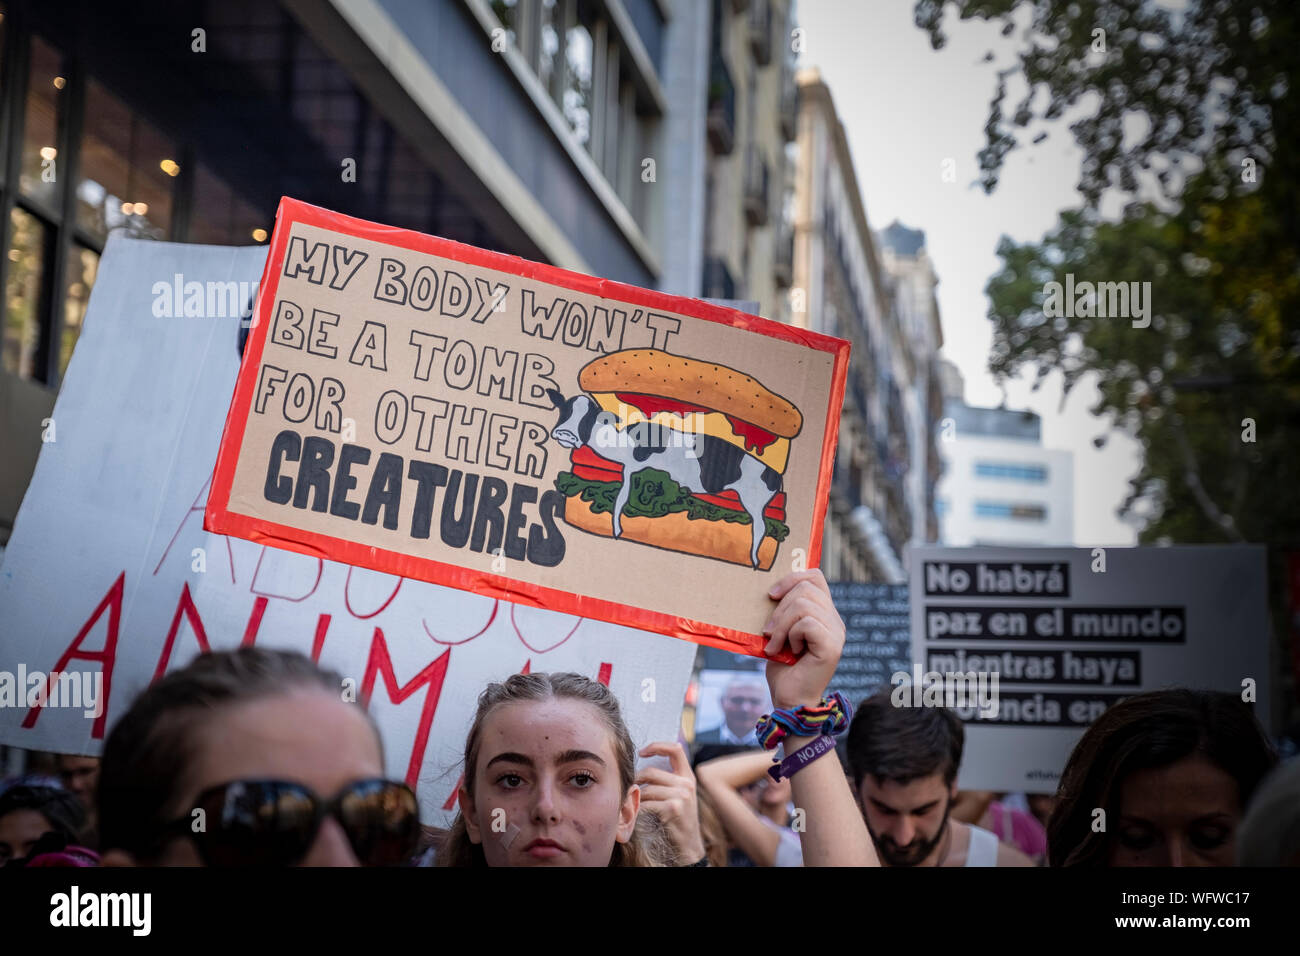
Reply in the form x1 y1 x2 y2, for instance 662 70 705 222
796 0 1141 547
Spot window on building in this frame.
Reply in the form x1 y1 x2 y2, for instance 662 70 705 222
0 9 505 391
3 206 48 379
77 78 177 243
974 501 1048 521
291 30 361 168
0 10 7 181
490 0 520 46
974 461 1049 483
185 163 269 247
59 244 97 377
538 0 560 94
0 28 231 387
605 48 624 176
490 0 651 227
562 11 594 147
18 36 63 213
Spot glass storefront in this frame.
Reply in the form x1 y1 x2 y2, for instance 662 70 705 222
2 206 47 378
76 77 177 243
0 0 509 391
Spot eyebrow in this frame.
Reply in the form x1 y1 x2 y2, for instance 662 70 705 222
870 798 938 815
557 750 606 767
1119 812 1234 827
484 750 607 769
486 752 534 769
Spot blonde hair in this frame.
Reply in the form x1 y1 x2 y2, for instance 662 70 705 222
437 672 671 867
694 787 730 867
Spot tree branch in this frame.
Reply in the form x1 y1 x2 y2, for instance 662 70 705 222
1166 409 1246 543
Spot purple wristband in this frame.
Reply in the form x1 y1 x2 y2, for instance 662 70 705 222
767 732 838 782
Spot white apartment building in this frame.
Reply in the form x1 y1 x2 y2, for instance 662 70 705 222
937 399 1075 546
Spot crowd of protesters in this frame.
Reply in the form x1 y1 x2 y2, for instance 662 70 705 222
2 569 1297 867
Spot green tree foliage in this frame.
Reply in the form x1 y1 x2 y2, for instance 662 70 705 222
915 0 1299 546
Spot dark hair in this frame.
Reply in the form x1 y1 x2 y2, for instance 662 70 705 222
1047 689 1277 867
692 743 760 768
844 690 965 787
0 785 87 848
437 672 670 867
97 647 370 860
1236 758 1300 866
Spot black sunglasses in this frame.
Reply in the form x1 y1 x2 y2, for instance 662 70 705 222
160 778 419 866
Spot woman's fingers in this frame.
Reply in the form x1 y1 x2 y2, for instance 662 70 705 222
764 570 845 709
636 783 685 805
635 766 692 790
763 627 790 658
766 568 828 602
765 584 838 651
638 740 692 778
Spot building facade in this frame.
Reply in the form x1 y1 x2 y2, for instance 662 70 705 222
0 0 705 548
792 68 941 583
699 0 796 320
879 220 945 548
937 398 1075 547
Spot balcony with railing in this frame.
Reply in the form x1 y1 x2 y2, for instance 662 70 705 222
773 223 793 287
743 145 769 227
707 53 736 155
848 369 871 426
779 66 797 141
702 256 736 300
832 454 864 514
749 0 772 65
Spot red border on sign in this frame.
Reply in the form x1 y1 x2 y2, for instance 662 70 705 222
205 197 850 662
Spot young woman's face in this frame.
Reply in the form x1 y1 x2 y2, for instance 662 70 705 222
141 689 385 866
462 698 639 867
1108 755 1241 866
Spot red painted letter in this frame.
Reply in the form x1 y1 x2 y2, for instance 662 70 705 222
22 571 124 739
360 630 451 789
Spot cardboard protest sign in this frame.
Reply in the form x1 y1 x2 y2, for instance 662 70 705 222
0 238 697 824
909 546 1270 792
827 582 911 704
205 199 849 660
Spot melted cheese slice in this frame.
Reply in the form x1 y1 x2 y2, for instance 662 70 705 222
590 392 790 474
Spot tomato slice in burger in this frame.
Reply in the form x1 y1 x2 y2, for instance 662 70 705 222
571 446 624 482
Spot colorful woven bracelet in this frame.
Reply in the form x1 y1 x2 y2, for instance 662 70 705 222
755 692 853 750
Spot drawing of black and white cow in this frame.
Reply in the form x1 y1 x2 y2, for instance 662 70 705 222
547 390 782 569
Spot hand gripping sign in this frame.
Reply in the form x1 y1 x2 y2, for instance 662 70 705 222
206 198 849 660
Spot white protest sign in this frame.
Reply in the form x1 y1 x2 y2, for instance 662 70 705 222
0 237 696 824
909 546 1269 793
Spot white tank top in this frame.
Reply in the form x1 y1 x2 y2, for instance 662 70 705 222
964 824 1000 867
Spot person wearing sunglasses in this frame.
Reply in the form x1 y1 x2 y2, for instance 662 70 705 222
96 647 419 867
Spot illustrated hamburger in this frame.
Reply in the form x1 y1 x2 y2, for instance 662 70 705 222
552 349 803 570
